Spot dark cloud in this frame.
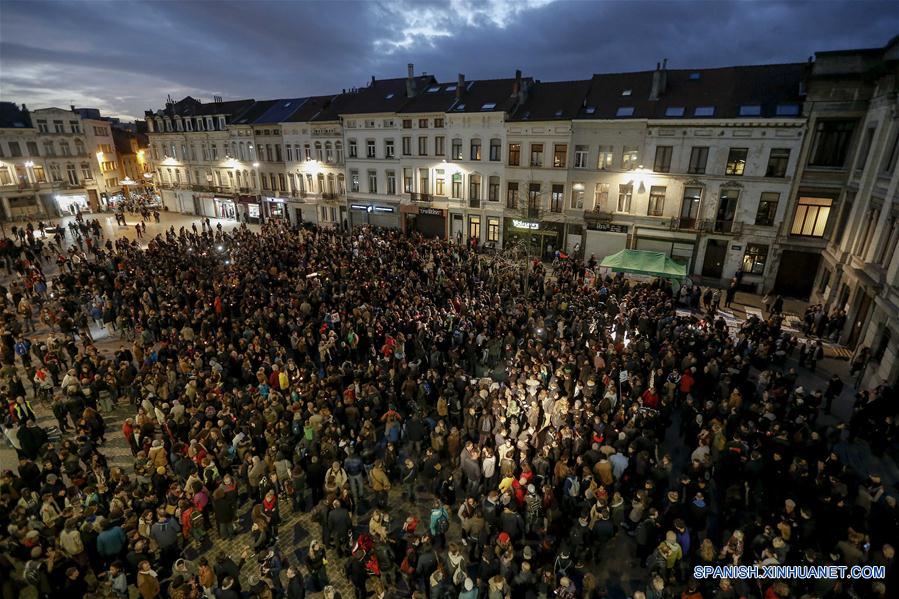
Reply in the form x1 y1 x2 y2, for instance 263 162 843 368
0 0 895 120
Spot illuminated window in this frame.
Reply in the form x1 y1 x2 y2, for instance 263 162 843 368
790 197 832 237
755 192 780 226
742 244 768 274
725 148 748 176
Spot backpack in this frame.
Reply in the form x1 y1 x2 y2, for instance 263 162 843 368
435 511 449 535
24 559 42 586
567 477 580 498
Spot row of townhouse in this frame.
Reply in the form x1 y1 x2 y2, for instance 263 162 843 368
0 103 129 220
144 62 806 296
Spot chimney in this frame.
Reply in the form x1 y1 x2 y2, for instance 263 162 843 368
371 75 376 86
70 104 76 112
456 73 465 100
650 59 668 100
405 63 416 98
511 69 522 97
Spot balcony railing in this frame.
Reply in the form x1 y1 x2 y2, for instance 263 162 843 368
525 206 540 219
674 217 699 230
410 192 433 203
321 192 340 200
469 198 481 209
712 220 743 234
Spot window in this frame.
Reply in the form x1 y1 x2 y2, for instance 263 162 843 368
694 106 715 117
775 104 800 116
487 217 500 242
419 169 429 194
647 186 666 216
597 146 613 169
755 192 779 226
468 216 481 240
547 144 566 169
70 121 81 133
434 118 444 128
0 167 10 185
385 139 395 159
593 183 609 211
350 170 359 192
791 196 832 237
367 140 376 158
881 128 899 174
725 148 748 176
418 137 428 156
508 143 520 166
26 141 38 157
32 165 45 182
59 141 71 156
402 136 411 156
621 146 638 170
452 139 462 160
336 142 344 163
653 145 672 173
855 126 876 171
742 244 769 275
550 184 564 213
418 119 428 129
809 120 855 167
739 105 761 116
873 329 891 362
435 170 445 196
574 145 588 168
470 139 481 161
435 136 445 156
489 139 501 162
617 184 632 212
665 107 685 117
386 170 396 195
570 184 584 209
66 163 78 185
686 146 709 175
7 142 21 157
616 107 635 117
43 141 54 157
402 119 412 129
37 120 48 133
304 145 311 161
403 168 413 193
348 139 357 158
528 183 541 213
530 143 544 167
469 175 481 201
53 120 64 133
275 145 283 162
367 171 378 193
488 176 500 202
766 148 790 177
451 173 462 198
507 182 519 208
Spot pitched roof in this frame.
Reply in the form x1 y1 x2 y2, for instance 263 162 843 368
577 63 806 120
0 102 31 128
231 100 279 125
148 96 256 119
446 78 524 114
312 76 435 120
509 79 591 121
285 95 335 122
397 82 459 113
252 98 310 124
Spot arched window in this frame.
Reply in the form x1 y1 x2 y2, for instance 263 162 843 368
325 142 333 163
335 142 344 164
74 139 85 155
314 142 323 161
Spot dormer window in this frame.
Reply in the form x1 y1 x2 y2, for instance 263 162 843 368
445 85 457 92
455 104 466 111
739 105 762 116
694 106 715 117
776 103 800 116
206 117 214 130
616 107 635 117
621 89 632 96
584 106 596 115
218 116 226 130
665 107 685 117
689 72 701 80
481 103 496 111
185 119 192 131
427 86 440 93
175 118 183 132
385 93 394 100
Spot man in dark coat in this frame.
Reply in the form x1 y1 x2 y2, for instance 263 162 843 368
212 484 238 539
326 500 353 556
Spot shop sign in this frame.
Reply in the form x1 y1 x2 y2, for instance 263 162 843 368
420 207 442 216
512 219 540 230
373 206 394 213
587 222 629 233
264 196 286 203
248 204 260 218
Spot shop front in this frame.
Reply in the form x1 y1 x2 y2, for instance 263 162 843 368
263 196 289 222
349 202 399 229
584 221 629 263
503 218 565 260
213 196 238 220
54 193 90 216
236 195 262 223
633 227 697 274
402 205 446 239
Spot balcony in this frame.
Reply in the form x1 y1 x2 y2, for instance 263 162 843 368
410 192 433 203
321 192 340 200
712 220 743 234
584 208 613 221
524 206 540 219
673 217 699 231
469 198 481 209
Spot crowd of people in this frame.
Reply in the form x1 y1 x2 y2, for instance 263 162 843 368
0 216 896 599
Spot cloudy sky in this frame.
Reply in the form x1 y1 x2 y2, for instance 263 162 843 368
1 0 896 121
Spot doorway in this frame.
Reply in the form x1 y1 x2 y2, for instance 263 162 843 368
701 239 727 278
846 291 873 349
774 250 821 299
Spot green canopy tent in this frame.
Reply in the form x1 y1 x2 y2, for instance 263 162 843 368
598 249 687 279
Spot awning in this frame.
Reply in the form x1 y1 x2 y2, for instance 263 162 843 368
599 249 687 279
